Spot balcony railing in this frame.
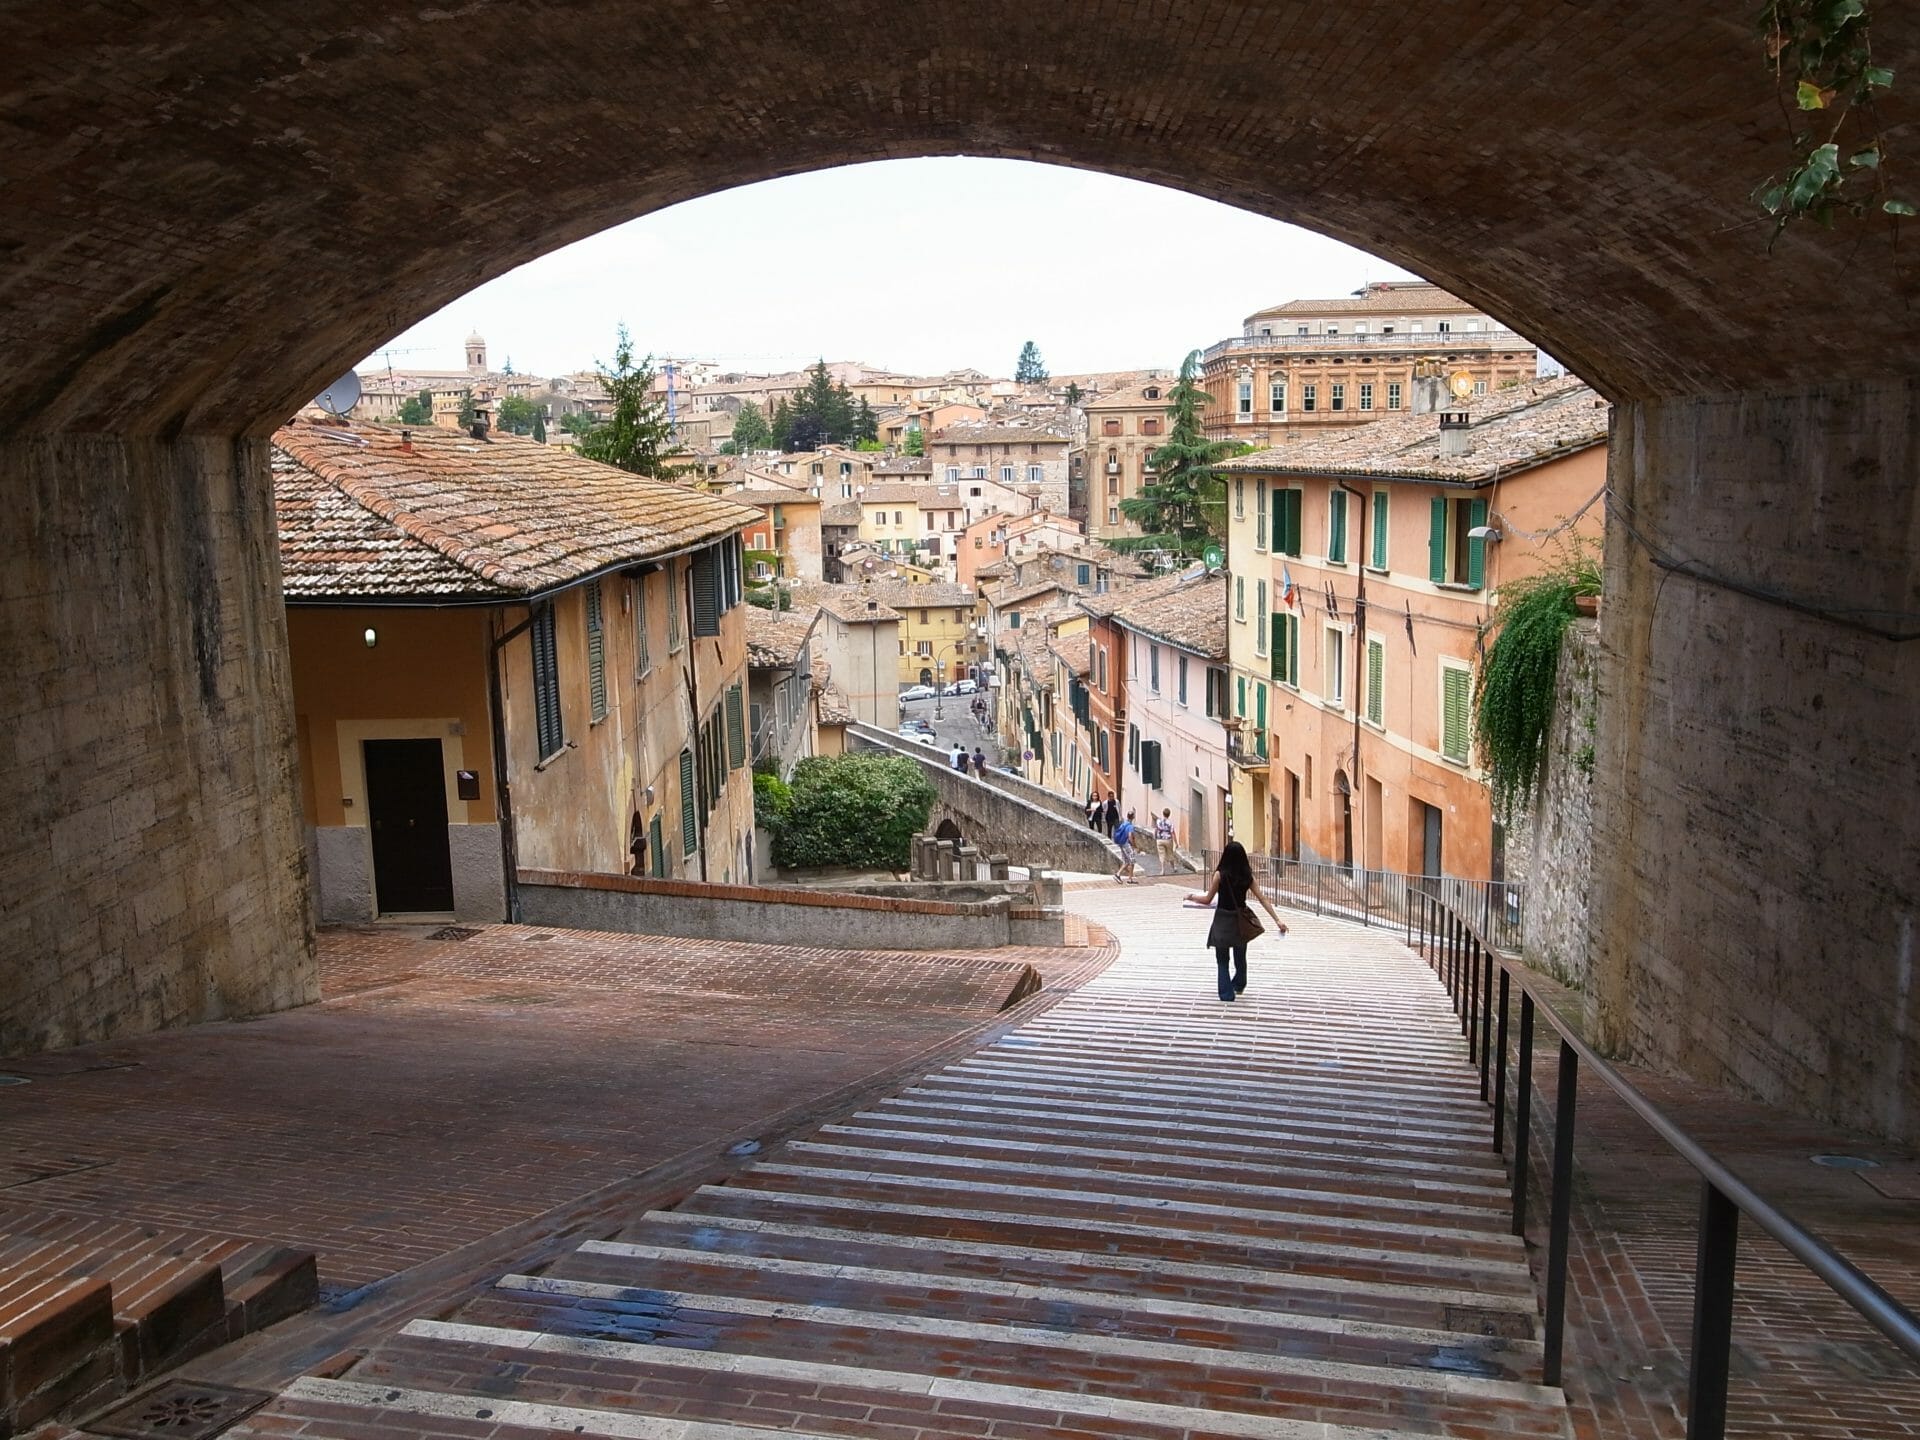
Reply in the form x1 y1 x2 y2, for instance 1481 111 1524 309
1202 328 1534 363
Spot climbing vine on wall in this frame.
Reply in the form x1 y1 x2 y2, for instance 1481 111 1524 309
1754 0 1912 236
1475 551 1602 821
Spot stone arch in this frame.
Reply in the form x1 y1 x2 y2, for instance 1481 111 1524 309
3 0 1918 1138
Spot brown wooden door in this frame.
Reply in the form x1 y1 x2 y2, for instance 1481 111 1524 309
364 738 454 913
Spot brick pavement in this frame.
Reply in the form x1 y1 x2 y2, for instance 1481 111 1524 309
0 923 1108 1295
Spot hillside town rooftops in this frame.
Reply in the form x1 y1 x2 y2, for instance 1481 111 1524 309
732 480 822 505
1106 571 1227 660
852 580 972 610
744 605 820 670
1214 378 1605 484
273 418 758 602
930 420 1074 445
790 583 902 624
873 456 933 476
1049 630 1092 676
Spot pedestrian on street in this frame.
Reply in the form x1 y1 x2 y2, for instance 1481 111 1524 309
1187 841 1286 1002
1113 809 1141 885
1154 809 1177 875
951 745 968 772
971 747 987 778
1086 795 1102 830
1102 794 1120 837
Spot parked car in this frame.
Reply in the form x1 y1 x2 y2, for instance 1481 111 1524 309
897 728 940 747
942 679 979 696
900 717 936 735
899 684 937 702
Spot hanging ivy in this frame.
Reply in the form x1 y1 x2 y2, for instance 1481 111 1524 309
1754 0 1912 237
1475 552 1602 820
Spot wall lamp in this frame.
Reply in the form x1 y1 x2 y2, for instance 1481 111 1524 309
1467 525 1504 542
363 627 379 648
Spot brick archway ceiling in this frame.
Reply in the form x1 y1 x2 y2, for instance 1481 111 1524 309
3 1 1915 436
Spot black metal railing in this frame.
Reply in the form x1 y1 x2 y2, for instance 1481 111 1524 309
1196 853 1524 953
1405 888 1920 1439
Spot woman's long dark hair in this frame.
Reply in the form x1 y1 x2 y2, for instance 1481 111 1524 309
1217 840 1253 891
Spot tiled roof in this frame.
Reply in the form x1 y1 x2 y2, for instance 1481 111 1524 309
745 605 819 669
1107 572 1227 660
821 501 864 526
732 481 822 505
858 482 951 505
930 422 1073 445
790 582 902 623
273 419 759 601
817 685 855 726
1083 381 1174 411
873 457 932 476
1050 630 1092 676
990 578 1069 609
1246 282 1478 320
1214 378 1605 484
852 580 972 610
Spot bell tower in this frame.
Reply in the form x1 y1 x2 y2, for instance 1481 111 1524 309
465 331 487 376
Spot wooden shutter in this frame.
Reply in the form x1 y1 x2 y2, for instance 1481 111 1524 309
648 813 665 877
1372 491 1389 569
726 683 746 768
1328 491 1347 563
1236 673 1247 718
1270 613 1286 681
1288 615 1300 685
1278 488 1303 557
1255 681 1267 730
531 604 563 759
1466 498 1490 589
585 581 607 723
1367 638 1385 726
1429 497 1449 584
691 547 721 636
1442 665 1472 763
679 748 698 856
1128 723 1139 769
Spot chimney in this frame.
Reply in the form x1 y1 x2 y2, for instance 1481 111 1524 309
399 428 413 453
1412 370 1448 415
1438 411 1473 458
469 400 491 442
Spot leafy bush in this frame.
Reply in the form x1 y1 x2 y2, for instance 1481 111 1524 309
1476 546 1601 819
753 772 793 829
772 753 937 870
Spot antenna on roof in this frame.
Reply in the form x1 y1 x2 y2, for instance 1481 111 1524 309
313 370 363 418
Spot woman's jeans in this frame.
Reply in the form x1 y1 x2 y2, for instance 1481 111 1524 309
1213 943 1248 999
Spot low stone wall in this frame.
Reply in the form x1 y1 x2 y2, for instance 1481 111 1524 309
848 724 1121 874
518 868 1018 951
1516 619 1599 987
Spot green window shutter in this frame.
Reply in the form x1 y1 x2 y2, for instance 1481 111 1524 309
1270 486 1284 556
1429 497 1449 584
1255 681 1267 729
585 581 607 723
1466 498 1490 589
1442 666 1472 763
691 547 721 636
678 748 698 856
726 683 746 768
648 813 665 877
531 604 564 760
1270 612 1286 681
1236 673 1247 717
1128 723 1139 769
1283 489 1303 557
1367 638 1385 726
1328 491 1347 563
1372 492 1389 569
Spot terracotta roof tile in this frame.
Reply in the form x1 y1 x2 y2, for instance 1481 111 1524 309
745 605 819 669
1106 572 1227 659
273 419 760 601
789 582 902 623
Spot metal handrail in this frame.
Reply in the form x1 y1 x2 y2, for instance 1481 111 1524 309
1405 889 1920 1439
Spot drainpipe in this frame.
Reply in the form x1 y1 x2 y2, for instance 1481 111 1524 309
487 605 539 922
684 560 708 883
1338 481 1370 874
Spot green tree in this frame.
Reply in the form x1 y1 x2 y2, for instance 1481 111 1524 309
559 411 600 440
1110 351 1238 561
397 388 433 425
853 396 878 444
769 397 796 451
1062 382 1083 406
456 391 477 429
577 324 681 477
731 401 772 452
496 395 541 435
902 426 925 457
771 753 937 869
1015 341 1048 384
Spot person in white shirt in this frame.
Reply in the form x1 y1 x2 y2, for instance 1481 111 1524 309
1154 809 1177 874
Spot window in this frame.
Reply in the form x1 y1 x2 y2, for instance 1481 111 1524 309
633 575 650 678
726 683 746 769
1096 646 1107 692
1371 491 1390 569
666 559 683 653
1254 581 1268 655
1359 383 1374 412
648 813 665 878
1330 382 1345 413
1272 486 1303 557
1097 727 1109 772
1327 490 1348 564
1296 325 1309 336
531 603 563 760
1325 325 1339 336
1387 382 1403 410
1302 383 1317 413
1149 644 1161 693
585 581 607 723
1076 563 1091 585
1108 506 1119 525
1366 636 1386 726
1437 320 1452 333
1270 611 1300 685
1235 673 1247 718
946 466 960 481
1028 465 1044 483
1474 380 1488 395
678 747 697 857
1235 574 1246 621
1177 654 1189 706
1428 496 1491 588
1000 465 1014 483
1440 662 1473 763
1007 611 1021 629
1204 665 1228 718
1255 480 1268 550
1128 723 1140 770
1325 626 1346 708
894 510 903 526
916 640 932 657
1140 420 1160 437
1270 380 1286 415
690 547 723 636
1235 477 1245 518
1237 380 1253 416
1141 739 1163 788
1103 418 1121 436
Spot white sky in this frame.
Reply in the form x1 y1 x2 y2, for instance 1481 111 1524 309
365 157 1421 382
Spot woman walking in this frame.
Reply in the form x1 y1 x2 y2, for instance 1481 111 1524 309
1188 841 1286 1002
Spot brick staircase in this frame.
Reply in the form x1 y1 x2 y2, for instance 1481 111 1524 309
233 901 1568 1440
0 1208 315 1437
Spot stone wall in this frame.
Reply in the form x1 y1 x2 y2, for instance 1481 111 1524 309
849 725 1122 874
1516 619 1600 988
1592 383 1920 1143
0 437 315 1057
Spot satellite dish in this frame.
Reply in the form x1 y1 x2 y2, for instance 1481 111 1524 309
1447 369 1476 401
314 370 363 417
1201 544 1225 572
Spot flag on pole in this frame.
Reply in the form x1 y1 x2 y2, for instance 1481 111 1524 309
1279 564 1299 610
